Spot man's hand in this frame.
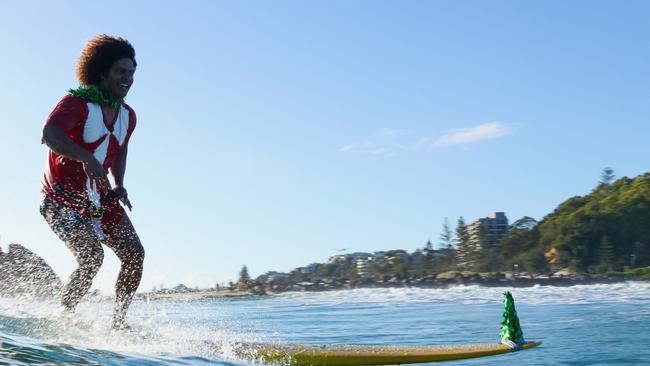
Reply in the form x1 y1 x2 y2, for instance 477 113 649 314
113 186 133 211
82 157 112 194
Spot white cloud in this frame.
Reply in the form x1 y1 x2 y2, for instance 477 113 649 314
432 122 509 148
340 144 359 152
339 142 396 156
340 122 510 156
340 127 406 156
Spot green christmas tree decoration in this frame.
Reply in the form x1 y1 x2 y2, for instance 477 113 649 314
499 291 525 346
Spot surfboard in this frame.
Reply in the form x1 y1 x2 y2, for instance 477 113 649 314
221 291 540 365
226 341 542 365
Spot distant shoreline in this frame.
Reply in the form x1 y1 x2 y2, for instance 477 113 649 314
138 274 648 301
140 289 257 301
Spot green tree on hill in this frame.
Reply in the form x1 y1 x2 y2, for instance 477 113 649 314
239 265 251 283
596 167 616 195
510 216 538 231
420 241 435 274
600 167 615 186
597 235 615 272
539 173 650 272
499 217 546 273
314 263 338 278
236 265 253 291
424 239 434 256
455 216 474 270
439 217 454 250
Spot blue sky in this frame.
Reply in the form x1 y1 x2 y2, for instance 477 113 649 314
1 1 649 292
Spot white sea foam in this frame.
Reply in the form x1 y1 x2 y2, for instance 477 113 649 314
0 282 648 363
0 296 250 361
274 282 650 306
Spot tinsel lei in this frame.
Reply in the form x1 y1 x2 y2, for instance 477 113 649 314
68 85 122 108
499 291 525 346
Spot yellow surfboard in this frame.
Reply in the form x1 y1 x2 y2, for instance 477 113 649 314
226 341 541 365
223 291 540 365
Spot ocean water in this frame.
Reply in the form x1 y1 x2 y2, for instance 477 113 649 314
1 283 649 365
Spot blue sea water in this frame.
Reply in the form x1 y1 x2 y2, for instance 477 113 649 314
1 283 649 365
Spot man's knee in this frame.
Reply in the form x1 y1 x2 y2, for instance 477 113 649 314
122 241 144 268
80 246 104 273
133 243 145 265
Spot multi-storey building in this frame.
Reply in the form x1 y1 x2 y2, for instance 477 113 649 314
467 212 509 249
356 257 372 279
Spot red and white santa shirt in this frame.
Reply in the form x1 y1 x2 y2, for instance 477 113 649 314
42 94 136 234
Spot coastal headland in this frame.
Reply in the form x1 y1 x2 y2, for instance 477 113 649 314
141 269 649 301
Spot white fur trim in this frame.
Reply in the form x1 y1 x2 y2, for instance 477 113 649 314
83 103 108 143
114 105 129 145
93 136 110 164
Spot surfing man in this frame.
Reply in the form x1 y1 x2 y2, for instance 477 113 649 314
40 35 144 329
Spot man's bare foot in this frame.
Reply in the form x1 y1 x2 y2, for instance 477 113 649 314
61 302 75 313
111 320 132 331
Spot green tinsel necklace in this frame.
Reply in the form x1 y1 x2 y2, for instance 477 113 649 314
68 85 122 108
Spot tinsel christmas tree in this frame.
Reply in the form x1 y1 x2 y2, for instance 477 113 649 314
499 291 524 346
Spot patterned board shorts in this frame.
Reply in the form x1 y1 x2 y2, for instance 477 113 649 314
40 197 95 243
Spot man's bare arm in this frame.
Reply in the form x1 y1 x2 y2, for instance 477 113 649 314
110 145 128 188
110 145 132 210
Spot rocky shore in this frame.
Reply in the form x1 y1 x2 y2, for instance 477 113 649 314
250 271 640 294
139 270 647 301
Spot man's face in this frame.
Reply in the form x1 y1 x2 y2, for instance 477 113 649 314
101 58 135 100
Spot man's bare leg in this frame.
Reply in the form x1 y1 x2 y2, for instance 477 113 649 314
41 199 105 312
104 214 144 329
61 236 104 311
